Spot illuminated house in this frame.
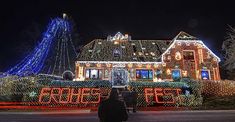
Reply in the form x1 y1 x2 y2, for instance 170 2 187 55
75 32 220 85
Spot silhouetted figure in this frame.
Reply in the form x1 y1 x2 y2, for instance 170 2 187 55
131 88 138 113
98 88 128 122
122 86 131 112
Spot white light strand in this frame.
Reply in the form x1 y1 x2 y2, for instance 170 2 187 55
161 39 221 63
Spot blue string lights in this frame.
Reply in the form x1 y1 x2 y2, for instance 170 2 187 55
2 17 73 77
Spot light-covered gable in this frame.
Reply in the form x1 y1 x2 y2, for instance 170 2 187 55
161 31 221 63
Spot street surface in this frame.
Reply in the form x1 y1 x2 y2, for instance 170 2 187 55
0 110 235 122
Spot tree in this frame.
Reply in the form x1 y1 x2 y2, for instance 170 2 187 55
222 26 235 80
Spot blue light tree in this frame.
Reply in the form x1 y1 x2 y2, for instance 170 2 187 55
2 17 77 77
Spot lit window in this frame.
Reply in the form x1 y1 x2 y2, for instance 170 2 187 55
113 49 121 57
85 69 102 79
172 69 181 79
136 69 153 80
201 70 209 80
155 69 162 78
183 51 194 60
91 69 98 79
104 69 109 78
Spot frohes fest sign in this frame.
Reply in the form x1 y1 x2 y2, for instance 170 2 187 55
38 87 182 105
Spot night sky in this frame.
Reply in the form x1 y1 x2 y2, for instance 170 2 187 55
0 0 235 71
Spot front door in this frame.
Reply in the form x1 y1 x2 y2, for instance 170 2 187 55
111 68 128 86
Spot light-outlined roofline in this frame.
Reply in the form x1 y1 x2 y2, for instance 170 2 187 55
161 31 221 63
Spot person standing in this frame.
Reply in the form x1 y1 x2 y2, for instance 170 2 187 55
131 88 137 113
98 88 128 122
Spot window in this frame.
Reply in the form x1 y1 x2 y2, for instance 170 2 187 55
183 51 194 60
85 69 102 79
155 69 162 78
104 69 109 78
201 70 209 80
172 69 181 79
136 69 153 79
113 49 121 57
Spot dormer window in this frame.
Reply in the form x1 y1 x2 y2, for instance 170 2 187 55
113 49 121 57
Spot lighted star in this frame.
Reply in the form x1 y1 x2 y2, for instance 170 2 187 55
29 91 37 97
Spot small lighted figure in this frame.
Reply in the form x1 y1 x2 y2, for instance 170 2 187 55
106 63 111 67
97 63 101 67
29 91 37 97
146 64 151 68
175 51 182 60
166 69 171 75
127 63 133 68
182 70 188 77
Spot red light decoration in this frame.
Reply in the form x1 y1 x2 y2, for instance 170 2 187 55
144 88 181 104
38 87 101 104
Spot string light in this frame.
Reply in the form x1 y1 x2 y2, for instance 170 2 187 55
1 17 77 77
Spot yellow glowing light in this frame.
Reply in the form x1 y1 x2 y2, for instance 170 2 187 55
106 63 111 67
167 69 171 75
150 52 155 56
128 63 133 68
146 64 151 68
78 66 84 81
153 64 158 68
86 63 90 67
167 55 171 60
153 78 158 82
153 78 163 82
114 41 119 45
137 64 142 67
182 70 188 77
197 43 203 48
175 51 182 60
97 63 101 67
198 49 203 63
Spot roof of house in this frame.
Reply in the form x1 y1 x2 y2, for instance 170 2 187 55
77 31 197 62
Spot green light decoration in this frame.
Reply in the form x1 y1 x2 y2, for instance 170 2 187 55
3 76 231 109
29 91 37 97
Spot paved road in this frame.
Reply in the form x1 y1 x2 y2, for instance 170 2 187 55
0 110 235 122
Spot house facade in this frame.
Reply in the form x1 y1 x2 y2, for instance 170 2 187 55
75 32 220 86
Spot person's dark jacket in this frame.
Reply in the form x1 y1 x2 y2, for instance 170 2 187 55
131 91 137 105
98 98 128 122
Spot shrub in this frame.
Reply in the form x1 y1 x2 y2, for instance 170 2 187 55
201 80 235 97
128 81 202 107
